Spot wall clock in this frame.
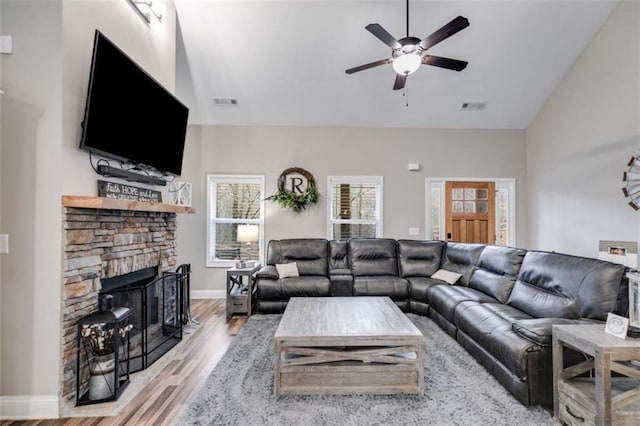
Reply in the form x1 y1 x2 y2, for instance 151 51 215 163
623 153 640 210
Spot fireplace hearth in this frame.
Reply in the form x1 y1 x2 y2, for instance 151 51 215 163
100 266 182 373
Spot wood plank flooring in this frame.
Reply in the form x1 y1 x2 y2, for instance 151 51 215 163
1 299 248 426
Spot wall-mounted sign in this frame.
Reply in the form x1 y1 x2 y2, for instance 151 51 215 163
98 180 162 203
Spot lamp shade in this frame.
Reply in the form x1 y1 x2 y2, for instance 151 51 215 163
237 224 259 243
392 53 421 75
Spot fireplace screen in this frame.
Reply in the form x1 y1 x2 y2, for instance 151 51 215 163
101 271 182 372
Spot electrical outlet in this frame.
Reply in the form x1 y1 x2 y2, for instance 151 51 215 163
0 234 8 254
408 227 420 236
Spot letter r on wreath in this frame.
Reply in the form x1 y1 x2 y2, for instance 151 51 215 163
290 177 304 194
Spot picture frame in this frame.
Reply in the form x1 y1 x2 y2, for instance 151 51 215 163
604 312 629 339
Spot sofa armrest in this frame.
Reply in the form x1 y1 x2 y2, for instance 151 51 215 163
512 318 600 346
255 265 279 279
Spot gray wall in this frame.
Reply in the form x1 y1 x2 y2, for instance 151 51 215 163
177 125 526 294
526 1 640 257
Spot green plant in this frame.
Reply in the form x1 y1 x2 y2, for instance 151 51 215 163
267 167 319 212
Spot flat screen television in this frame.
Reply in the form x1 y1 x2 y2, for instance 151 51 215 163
79 30 189 176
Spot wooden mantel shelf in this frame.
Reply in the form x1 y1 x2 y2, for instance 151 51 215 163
62 195 196 214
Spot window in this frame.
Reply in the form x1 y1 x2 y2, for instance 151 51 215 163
206 175 264 267
327 176 383 239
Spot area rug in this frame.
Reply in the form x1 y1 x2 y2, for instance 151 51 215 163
177 314 558 425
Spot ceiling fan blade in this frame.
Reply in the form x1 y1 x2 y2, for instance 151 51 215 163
393 73 407 91
422 55 468 71
419 16 469 50
365 24 402 49
345 59 392 74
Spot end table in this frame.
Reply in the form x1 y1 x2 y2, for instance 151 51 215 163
552 324 640 425
226 263 261 321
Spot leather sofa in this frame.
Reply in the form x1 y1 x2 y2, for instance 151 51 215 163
255 238 629 408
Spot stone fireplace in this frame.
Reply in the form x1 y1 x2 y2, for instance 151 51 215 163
60 196 193 404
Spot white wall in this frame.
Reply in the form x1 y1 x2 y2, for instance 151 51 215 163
0 0 177 418
526 1 640 257
177 125 526 294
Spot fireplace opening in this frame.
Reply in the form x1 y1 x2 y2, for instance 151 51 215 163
100 267 182 372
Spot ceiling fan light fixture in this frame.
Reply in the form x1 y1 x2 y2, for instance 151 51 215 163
392 53 421 75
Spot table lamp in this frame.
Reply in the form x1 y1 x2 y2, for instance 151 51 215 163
237 224 259 264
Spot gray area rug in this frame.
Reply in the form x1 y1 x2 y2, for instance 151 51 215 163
178 314 558 425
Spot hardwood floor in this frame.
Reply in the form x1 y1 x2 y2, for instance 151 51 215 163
1 299 248 426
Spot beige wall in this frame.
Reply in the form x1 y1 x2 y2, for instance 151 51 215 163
526 1 640 257
177 125 527 293
0 0 177 417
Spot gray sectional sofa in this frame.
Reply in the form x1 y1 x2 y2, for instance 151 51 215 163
255 238 629 408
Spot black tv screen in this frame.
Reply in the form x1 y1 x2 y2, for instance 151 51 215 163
79 30 189 176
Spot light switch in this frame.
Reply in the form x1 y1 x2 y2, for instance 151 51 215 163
408 227 420 236
408 163 421 171
0 234 8 254
0 36 13 55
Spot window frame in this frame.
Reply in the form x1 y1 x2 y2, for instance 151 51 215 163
326 175 384 240
206 174 265 268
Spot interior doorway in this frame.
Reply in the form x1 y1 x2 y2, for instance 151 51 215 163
426 178 516 246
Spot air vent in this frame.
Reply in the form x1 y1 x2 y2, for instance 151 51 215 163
461 102 487 111
214 98 239 106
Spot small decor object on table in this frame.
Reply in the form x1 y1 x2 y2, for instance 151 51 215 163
76 295 133 406
267 167 319 212
226 263 261 320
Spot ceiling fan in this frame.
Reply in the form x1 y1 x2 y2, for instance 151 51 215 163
345 0 470 90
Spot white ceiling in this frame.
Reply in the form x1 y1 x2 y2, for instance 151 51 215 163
174 0 619 130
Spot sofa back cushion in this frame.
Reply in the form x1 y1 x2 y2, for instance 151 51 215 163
398 240 445 278
266 239 328 276
507 251 628 320
469 245 527 303
349 239 398 276
441 243 485 285
328 240 350 274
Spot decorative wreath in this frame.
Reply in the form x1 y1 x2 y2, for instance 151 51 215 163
267 167 319 212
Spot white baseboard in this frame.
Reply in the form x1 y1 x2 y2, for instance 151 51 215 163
191 289 226 299
0 395 59 420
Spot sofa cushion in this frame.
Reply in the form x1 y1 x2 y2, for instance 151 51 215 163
329 240 350 273
441 242 485 286
398 240 445 277
349 239 398 276
431 269 462 285
511 318 597 346
469 245 527 303
353 276 409 300
276 263 299 278
255 265 278 279
508 251 628 320
407 277 442 302
266 239 328 276
454 301 537 379
256 276 330 300
427 284 498 323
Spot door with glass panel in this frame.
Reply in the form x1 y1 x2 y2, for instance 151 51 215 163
445 181 495 244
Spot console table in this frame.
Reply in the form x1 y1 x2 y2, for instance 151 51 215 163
552 324 640 425
226 264 261 320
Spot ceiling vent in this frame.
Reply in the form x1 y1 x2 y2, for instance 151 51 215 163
461 102 487 111
214 98 239 106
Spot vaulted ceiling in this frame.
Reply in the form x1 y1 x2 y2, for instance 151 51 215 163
174 0 619 129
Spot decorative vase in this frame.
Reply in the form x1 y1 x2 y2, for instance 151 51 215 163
88 353 116 400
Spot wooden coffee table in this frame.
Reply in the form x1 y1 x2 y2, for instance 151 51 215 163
273 297 424 396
